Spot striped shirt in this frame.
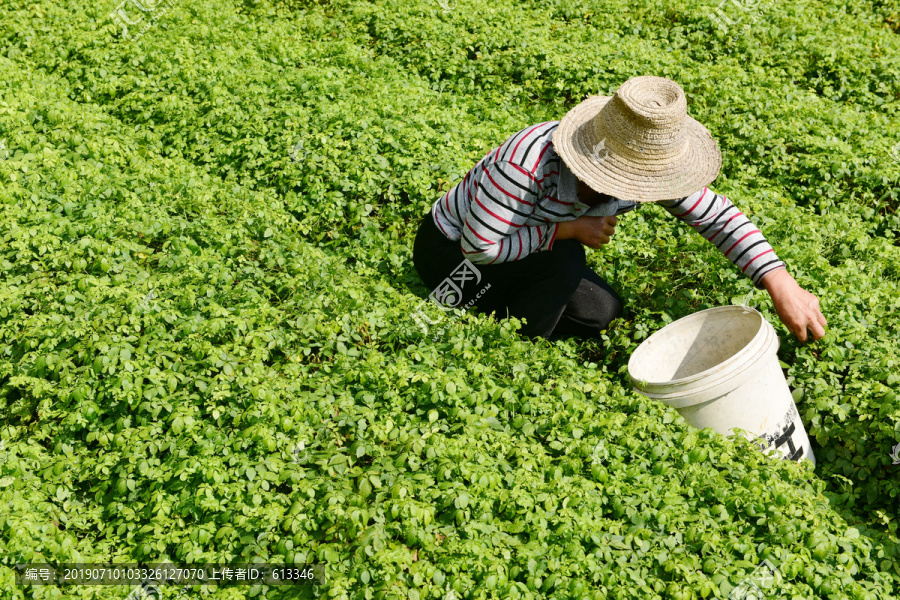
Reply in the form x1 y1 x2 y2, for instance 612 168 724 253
431 121 786 288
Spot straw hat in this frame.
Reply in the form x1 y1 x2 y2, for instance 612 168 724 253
552 76 722 202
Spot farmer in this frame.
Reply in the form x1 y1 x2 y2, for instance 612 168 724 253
413 76 827 342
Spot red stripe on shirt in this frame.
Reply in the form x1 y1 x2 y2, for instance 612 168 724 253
484 168 534 206
435 214 451 238
672 187 708 218
474 197 518 226
725 229 760 257
741 249 774 272
488 239 503 265
531 142 552 174
510 123 549 163
537 170 559 184
548 223 559 250
507 161 540 187
466 221 496 245
515 230 523 260
709 211 744 241
690 193 725 226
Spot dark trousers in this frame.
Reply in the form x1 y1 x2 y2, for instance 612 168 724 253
412 213 623 340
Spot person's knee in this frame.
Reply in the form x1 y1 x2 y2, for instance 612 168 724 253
553 240 586 292
575 273 624 334
607 287 624 323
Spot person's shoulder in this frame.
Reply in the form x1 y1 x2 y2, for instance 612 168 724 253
512 121 562 145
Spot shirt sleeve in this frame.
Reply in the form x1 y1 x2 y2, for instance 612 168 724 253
658 187 787 289
460 159 559 265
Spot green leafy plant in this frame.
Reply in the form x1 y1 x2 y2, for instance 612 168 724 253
1 0 899 598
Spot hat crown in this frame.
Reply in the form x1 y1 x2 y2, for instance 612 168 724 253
552 75 722 202
592 76 689 162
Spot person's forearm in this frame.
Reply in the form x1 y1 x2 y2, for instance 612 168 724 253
661 189 785 288
760 266 791 296
556 220 577 240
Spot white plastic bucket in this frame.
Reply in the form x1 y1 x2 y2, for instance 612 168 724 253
627 306 815 466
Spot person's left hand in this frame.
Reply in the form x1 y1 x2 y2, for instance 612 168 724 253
761 269 827 343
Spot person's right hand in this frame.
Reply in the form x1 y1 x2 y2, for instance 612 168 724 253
557 216 617 248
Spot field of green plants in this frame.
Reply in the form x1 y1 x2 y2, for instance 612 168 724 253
1 0 900 598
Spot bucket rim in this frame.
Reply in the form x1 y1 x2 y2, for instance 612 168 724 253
630 327 776 408
627 305 769 390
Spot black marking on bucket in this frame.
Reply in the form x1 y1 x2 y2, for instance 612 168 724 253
767 420 804 461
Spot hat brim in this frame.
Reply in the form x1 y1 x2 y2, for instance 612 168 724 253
552 96 722 202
